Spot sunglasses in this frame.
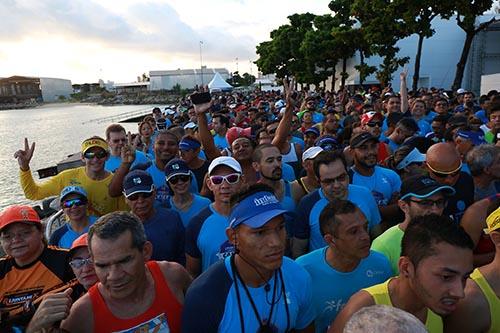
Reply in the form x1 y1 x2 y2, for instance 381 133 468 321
168 174 190 185
83 150 107 159
367 121 383 127
126 191 154 201
409 198 447 209
69 257 93 269
62 198 87 208
209 173 241 185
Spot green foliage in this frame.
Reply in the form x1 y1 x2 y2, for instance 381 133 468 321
172 83 182 94
227 71 256 87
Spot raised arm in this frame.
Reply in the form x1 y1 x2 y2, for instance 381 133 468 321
400 68 409 113
272 78 296 153
195 100 221 162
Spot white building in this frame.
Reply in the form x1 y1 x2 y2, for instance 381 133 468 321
39 77 73 102
327 15 500 94
149 67 230 91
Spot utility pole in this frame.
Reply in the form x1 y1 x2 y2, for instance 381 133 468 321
235 57 239 73
199 41 204 86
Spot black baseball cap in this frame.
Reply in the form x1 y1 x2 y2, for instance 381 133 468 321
400 175 455 200
350 132 379 148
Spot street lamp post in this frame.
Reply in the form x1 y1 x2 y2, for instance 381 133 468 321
199 41 204 86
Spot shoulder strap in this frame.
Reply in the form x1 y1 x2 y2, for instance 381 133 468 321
348 167 355 184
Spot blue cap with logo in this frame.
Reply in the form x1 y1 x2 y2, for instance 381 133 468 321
60 186 88 202
122 170 154 197
229 191 287 229
456 130 486 146
165 158 191 181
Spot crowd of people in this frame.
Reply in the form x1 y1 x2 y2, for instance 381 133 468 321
1 73 499 332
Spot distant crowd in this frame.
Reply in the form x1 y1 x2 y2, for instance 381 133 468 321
1 73 499 333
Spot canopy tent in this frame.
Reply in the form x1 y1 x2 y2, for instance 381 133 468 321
208 72 233 92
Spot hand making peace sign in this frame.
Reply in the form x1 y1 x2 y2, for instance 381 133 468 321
14 138 35 171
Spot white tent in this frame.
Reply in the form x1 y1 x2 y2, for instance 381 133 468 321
208 72 233 92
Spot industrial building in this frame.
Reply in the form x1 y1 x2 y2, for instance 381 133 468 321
149 67 230 91
0 76 73 103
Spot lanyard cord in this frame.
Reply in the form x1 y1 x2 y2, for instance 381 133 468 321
231 254 279 332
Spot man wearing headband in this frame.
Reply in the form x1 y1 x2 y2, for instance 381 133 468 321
426 142 474 222
372 175 455 273
182 184 315 332
179 135 209 192
49 186 97 249
445 207 500 333
185 157 243 277
16 136 127 216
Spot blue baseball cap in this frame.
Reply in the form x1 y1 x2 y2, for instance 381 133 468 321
165 158 191 181
122 170 154 197
304 127 320 137
316 135 339 151
60 186 88 202
229 191 287 229
400 175 455 200
396 147 426 170
456 130 486 146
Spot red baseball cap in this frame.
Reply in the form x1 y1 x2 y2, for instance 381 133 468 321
361 111 384 126
0 205 41 232
70 233 88 252
226 127 252 146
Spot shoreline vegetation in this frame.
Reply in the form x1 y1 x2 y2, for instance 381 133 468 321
0 90 185 111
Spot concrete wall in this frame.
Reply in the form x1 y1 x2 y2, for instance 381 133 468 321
149 68 230 90
39 77 73 102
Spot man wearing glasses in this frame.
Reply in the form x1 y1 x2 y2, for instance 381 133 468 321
49 186 97 249
292 151 381 258
371 175 455 274
16 136 127 216
0 205 74 330
122 170 185 265
186 156 243 277
426 142 474 222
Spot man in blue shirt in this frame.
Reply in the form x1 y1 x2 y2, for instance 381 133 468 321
297 200 393 333
185 156 243 277
122 169 185 265
182 184 315 332
104 124 150 173
212 114 230 150
292 150 381 258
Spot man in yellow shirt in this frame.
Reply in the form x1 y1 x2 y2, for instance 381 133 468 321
444 207 500 333
15 137 126 217
329 214 474 333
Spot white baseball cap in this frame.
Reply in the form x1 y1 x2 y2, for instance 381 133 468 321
208 156 242 175
302 146 324 162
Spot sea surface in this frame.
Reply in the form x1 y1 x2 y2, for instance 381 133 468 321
0 103 156 210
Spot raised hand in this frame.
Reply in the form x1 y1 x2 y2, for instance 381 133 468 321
26 288 73 333
283 77 296 108
400 66 408 81
121 132 137 164
14 138 35 171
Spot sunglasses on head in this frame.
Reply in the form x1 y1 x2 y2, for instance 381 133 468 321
209 173 241 185
367 121 383 127
126 191 154 201
62 198 87 208
83 150 107 159
168 174 190 185
427 162 462 178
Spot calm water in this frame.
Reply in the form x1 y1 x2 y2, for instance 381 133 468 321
0 103 156 210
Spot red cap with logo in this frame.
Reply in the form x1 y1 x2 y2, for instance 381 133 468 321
226 127 252 146
0 205 41 232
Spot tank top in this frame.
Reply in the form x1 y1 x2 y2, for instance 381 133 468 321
88 261 182 333
363 279 443 333
282 142 300 178
470 269 499 333
280 181 296 212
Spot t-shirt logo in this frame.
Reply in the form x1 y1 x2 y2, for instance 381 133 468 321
216 240 235 260
113 313 170 332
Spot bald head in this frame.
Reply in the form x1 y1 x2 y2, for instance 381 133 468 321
426 143 461 172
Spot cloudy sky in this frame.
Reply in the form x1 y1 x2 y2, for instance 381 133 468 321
0 0 331 84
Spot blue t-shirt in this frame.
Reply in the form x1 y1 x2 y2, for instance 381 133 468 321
104 150 151 173
475 109 488 124
142 208 185 265
185 204 233 272
168 194 211 227
296 248 393 333
49 216 97 249
213 134 229 150
350 166 401 206
282 162 297 183
182 256 315 333
415 118 432 136
294 187 381 251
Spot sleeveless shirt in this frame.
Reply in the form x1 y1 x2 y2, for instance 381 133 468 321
363 279 443 333
88 261 182 333
470 268 499 333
